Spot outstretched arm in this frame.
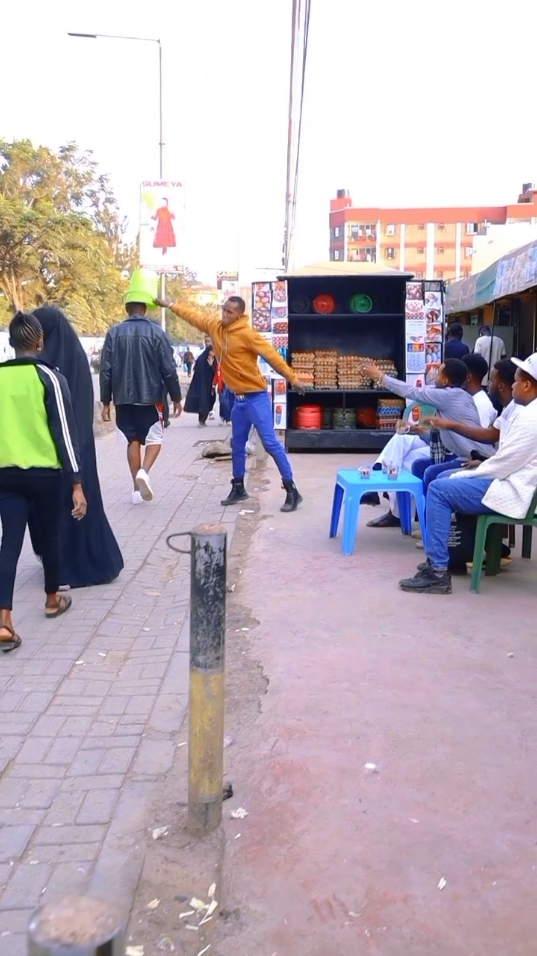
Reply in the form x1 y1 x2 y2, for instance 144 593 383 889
428 416 499 445
157 297 219 336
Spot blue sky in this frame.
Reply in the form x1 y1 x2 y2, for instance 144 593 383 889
2 0 535 282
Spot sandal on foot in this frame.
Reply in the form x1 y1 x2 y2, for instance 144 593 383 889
0 625 22 653
45 594 73 619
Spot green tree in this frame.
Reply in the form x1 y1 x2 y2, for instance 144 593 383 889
0 139 127 332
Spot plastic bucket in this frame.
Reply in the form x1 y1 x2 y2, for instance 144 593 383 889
124 268 160 306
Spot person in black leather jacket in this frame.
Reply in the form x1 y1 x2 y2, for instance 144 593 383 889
100 302 182 504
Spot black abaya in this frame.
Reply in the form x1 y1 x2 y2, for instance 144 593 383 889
29 307 124 588
184 349 216 418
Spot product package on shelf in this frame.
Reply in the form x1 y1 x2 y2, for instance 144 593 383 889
314 350 338 389
290 351 315 389
376 398 405 430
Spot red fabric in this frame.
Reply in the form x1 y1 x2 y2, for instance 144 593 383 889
213 364 224 393
152 207 176 250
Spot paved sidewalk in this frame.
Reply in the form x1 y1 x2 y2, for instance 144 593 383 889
0 414 239 954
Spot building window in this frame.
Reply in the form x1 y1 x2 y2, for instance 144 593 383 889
466 222 478 234
348 247 376 263
437 246 445 254
334 226 340 238
349 223 377 241
436 271 444 279
334 249 340 260
465 247 473 258
437 223 445 230
417 246 424 254
385 224 395 236
418 223 425 231
385 247 396 259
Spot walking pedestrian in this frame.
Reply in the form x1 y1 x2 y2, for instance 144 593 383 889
29 306 124 588
474 326 507 383
183 348 195 378
0 312 86 651
100 300 183 504
156 294 307 511
184 335 217 426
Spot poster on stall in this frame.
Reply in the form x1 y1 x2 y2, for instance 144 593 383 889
405 280 445 383
251 281 289 427
139 180 184 273
216 271 239 301
272 377 288 430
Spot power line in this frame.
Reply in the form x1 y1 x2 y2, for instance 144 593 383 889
283 0 312 272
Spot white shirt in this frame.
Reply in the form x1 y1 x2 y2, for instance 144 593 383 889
472 389 497 428
451 398 537 518
474 335 507 383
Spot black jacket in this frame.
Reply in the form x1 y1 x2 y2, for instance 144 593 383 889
100 317 182 406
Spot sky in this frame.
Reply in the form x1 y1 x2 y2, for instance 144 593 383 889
2 0 536 285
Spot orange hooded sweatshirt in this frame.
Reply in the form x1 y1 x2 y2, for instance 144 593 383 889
167 302 299 394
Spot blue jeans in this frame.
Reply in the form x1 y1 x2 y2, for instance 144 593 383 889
412 454 457 491
231 391 293 481
426 476 494 570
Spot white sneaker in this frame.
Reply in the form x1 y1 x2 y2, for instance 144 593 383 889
131 490 144 505
135 469 154 501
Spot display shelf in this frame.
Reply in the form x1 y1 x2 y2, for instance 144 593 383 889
286 428 394 451
296 388 393 395
288 312 401 320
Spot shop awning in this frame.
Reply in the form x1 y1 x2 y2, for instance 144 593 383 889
446 238 537 314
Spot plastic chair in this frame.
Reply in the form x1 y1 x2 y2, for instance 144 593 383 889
469 489 537 593
329 468 426 556
402 402 436 424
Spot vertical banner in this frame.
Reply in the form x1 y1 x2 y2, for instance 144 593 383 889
251 281 289 428
216 271 239 300
405 279 445 385
139 180 184 273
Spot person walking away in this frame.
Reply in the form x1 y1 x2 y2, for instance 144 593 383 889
444 322 470 360
29 307 123 588
183 349 195 378
0 313 87 650
184 335 217 426
156 295 307 512
399 353 537 594
474 325 507 383
361 358 494 526
100 301 182 504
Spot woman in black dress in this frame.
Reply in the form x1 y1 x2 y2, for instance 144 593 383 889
184 340 216 426
29 307 124 588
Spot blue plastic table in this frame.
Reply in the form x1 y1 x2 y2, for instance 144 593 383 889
329 468 426 556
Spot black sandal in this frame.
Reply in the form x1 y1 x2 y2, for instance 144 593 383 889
45 594 73 619
0 625 22 653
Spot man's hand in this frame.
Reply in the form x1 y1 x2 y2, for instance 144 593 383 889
155 297 173 309
71 484 87 520
173 401 182 417
428 416 454 430
362 361 383 382
102 404 111 423
461 458 481 470
293 380 308 395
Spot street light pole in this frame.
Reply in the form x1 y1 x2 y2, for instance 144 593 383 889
68 31 167 331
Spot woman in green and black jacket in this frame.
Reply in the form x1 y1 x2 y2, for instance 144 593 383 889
0 313 87 652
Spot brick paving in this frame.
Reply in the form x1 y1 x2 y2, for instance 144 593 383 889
0 413 241 954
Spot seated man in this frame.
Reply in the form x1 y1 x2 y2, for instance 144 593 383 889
411 352 499 496
362 358 494 527
398 353 537 594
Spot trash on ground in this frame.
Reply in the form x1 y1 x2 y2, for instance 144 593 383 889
239 509 255 515
179 911 195 919
409 818 419 824
223 782 233 800
231 807 248 820
438 877 447 890
189 898 207 911
157 939 175 952
234 833 241 839
126 948 144 956
185 924 199 931
223 736 233 748
147 899 160 910
226 585 236 593
507 652 514 658
98 652 107 657
206 900 218 917
152 826 169 840
364 763 379 774
208 883 216 898
197 946 211 956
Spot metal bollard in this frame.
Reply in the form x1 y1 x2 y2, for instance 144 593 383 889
187 524 227 838
28 896 125 955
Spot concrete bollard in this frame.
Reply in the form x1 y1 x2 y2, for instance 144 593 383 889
28 896 125 955
187 524 227 838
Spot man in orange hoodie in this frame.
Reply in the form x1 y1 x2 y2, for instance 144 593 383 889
157 294 306 511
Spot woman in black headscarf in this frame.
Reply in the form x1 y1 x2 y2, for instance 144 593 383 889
28 306 124 588
184 338 216 426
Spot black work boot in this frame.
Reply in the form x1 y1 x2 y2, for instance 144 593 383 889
281 479 302 513
221 478 249 507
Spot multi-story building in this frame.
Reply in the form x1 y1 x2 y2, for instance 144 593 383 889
329 184 537 281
